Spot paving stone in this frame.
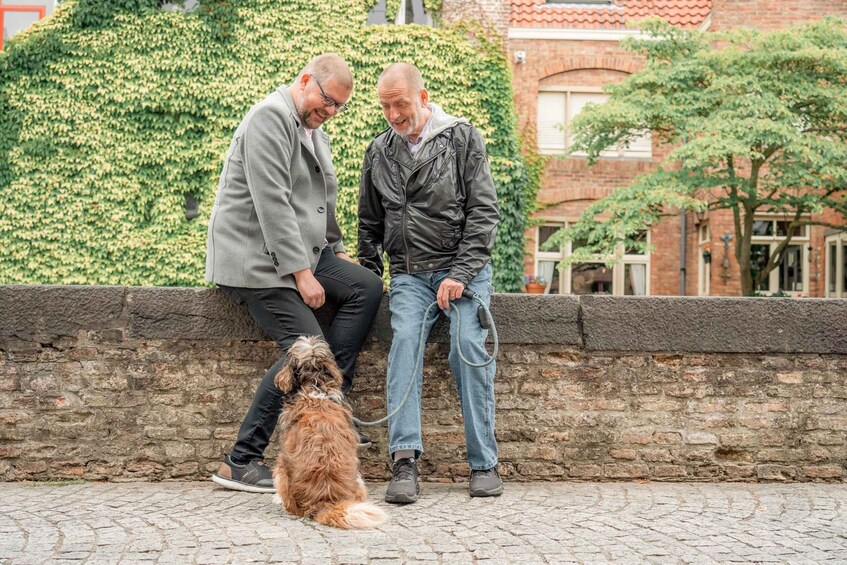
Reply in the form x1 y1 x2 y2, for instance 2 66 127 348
1 482 847 563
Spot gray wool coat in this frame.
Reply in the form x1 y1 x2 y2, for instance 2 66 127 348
205 86 345 289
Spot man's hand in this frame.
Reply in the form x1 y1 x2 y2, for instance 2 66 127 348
293 268 325 309
335 251 356 264
437 278 465 311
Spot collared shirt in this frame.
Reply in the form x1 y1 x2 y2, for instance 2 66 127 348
302 126 315 153
406 105 434 156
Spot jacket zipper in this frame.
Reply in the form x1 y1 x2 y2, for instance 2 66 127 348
398 145 446 274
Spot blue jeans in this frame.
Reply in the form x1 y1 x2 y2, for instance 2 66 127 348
386 263 498 470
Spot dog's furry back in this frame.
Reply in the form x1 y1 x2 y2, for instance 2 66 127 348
273 336 386 529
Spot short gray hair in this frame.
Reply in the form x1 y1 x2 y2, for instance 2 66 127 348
298 54 353 90
378 62 425 92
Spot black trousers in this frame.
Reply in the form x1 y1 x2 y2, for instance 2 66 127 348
218 248 383 464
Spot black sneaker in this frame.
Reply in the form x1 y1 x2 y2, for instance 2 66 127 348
385 457 419 504
469 467 503 497
211 454 275 494
357 429 373 448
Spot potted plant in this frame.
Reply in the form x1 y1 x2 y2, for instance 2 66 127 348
523 274 547 294
702 243 712 263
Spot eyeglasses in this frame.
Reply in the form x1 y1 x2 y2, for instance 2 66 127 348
313 77 349 113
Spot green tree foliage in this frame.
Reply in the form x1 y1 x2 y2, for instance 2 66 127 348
0 0 531 291
547 18 847 296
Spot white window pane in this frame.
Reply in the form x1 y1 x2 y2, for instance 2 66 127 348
568 92 608 120
625 231 648 255
624 263 647 295
538 92 566 151
827 244 837 294
752 220 773 236
538 225 563 252
624 130 652 158
4 12 40 41
567 93 606 153
538 261 558 294
843 244 847 295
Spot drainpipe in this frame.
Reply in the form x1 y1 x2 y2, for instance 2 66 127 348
679 137 688 296
680 211 687 295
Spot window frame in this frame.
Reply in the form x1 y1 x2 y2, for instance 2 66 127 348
749 217 810 296
824 231 847 298
1 2 49 50
536 86 652 159
534 221 651 295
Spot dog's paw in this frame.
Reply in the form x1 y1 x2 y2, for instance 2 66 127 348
272 493 282 505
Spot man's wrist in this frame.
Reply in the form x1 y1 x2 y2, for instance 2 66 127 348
293 268 312 280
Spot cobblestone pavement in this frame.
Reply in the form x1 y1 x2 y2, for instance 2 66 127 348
1 481 846 564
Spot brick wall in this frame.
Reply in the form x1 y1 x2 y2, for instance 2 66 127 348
2 286 845 484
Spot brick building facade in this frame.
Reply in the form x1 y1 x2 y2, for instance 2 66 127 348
452 0 846 297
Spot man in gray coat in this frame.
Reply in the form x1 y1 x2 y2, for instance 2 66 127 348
206 54 383 493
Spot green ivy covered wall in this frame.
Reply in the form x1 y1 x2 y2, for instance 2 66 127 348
0 0 531 291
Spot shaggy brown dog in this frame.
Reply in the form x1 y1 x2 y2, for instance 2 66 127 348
272 336 387 529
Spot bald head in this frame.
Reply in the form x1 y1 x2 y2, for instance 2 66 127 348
300 53 353 91
377 62 424 93
377 62 431 141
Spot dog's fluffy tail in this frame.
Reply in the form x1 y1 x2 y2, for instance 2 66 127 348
315 501 387 529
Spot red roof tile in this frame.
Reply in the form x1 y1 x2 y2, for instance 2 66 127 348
511 0 711 30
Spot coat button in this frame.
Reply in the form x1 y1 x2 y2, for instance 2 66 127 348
312 246 320 254
315 165 320 173
317 206 325 213
273 259 279 267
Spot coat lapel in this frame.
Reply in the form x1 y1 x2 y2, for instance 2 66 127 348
278 86 320 164
385 132 415 171
312 131 334 178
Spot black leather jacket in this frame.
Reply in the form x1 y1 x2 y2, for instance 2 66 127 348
357 122 499 286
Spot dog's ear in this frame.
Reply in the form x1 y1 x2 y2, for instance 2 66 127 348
275 363 296 394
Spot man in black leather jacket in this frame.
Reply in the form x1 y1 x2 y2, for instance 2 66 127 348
358 63 502 503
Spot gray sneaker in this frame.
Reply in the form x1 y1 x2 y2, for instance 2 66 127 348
211 454 275 494
469 467 503 497
385 457 419 504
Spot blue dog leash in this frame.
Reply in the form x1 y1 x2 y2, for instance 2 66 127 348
352 289 497 427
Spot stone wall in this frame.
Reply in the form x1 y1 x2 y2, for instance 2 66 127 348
1 285 845 483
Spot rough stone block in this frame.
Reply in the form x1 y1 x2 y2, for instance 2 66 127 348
757 464 798 481
604 463 649 478
581 296 847 354
802 465 843 479
0 285 125 341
